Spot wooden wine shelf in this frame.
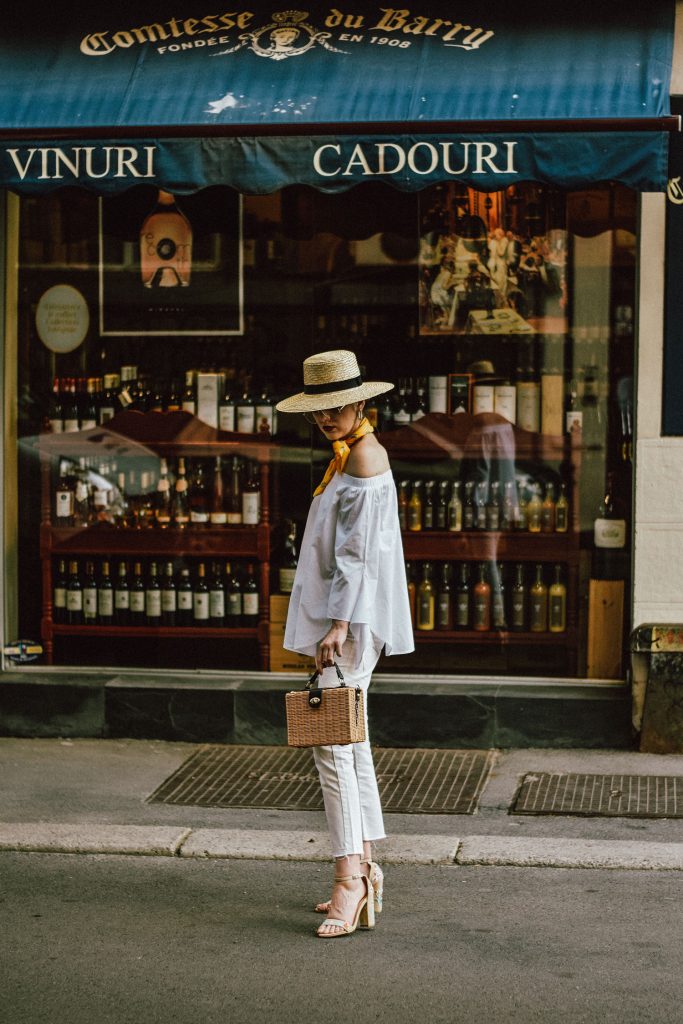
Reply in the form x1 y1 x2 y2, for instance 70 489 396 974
401 530 579 562
49 624 259 639
38 409 277 460
37 409 584 675
42 524 268 559
380 411 578 462
413 628 577 645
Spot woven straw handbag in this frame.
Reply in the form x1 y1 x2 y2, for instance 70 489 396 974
286 663 366 748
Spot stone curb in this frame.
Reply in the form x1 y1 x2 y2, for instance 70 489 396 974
0 823 192 857
180 829 459 864
2 824 683 870
456 836 683 871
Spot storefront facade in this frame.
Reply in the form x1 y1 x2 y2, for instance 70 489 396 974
0 3 679 732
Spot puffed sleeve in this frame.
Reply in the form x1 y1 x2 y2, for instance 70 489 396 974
326 483 382 624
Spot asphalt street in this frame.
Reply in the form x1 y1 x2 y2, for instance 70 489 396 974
2 853 682 1024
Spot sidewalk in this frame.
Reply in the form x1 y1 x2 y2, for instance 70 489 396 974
1 737 683 869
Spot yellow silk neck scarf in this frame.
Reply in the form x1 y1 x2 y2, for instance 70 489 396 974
313 416 374 496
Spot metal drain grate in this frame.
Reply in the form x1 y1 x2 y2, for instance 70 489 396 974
512 772 683 818
148 745 495 815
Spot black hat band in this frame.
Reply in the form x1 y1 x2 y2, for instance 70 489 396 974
303 375 363 395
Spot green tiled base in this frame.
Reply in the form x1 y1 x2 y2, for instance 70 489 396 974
0 671 632 748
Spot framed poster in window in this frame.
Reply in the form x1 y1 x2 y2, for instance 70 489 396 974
99 186 243 336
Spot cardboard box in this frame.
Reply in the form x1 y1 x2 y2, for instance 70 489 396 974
269 595 314 673
448 373 473 415
196 372 222 428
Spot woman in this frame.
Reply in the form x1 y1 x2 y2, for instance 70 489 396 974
276 350 414 938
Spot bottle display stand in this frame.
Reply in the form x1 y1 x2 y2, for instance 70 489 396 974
39 410 274 668
381 412 582 668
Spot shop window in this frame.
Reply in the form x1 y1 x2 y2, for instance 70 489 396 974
12 181 635 679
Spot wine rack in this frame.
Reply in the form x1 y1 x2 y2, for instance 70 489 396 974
39 409 275 668
381 411 583 668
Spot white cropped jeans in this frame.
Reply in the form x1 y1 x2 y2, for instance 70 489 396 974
312 644 385 858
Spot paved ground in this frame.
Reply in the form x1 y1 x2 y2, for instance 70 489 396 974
1 738 683 868
3 854 682 1024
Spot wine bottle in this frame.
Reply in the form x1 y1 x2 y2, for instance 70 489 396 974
510 564 527 632
526 485 542 533
255 387 276 436
172 457 190 529
486 481 500 532
53 559 67 624
412 377 428 420
193 562 210 626
565 378 583 435
161 562 177 626
129 562 146 626
166 379 182 413
243 563 260 627
73 459 91 528
210 456 227 526
515 491 528 531
236 389 256 434
226 561 242 625
455 563 471 629
155 458 172 529
501 481 515 532
541 483 555 533
548 564 567 633
555 482 569 533
80 379 98 431
408 481 423 532
475 482 487 531
97 560 114 625
397 481 409 532
145 561 162 626
491 563 506 629
83 560 98 625
593 471 627 579
463 481 475 531
66 560 83 625
219 382 236 432
114 561 130 626
189 460 210 527
227 456 243 526
393 380 411 427
177 568 193 626
436 481 448 531
205 561 224 625
62 380 80 433
182 370 197 415
447 482 462 533
100 374 119 424
405 562 416 627
593 471 627 550
49 377 64 433
423 481 435 531
416 562 435 631
436 563 453 631
377 393 394 432
55 460 75 526
241 461 261 526
92 463 112 524
279 520 298 594
473 563 491 631
529 564 548 632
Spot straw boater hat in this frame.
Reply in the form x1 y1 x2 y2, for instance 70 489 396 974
276 350 393 413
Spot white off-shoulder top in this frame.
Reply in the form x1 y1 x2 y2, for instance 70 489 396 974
283 469 415 670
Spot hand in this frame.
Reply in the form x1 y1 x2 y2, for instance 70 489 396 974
316 621 349 673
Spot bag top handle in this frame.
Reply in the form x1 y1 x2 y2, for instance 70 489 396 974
306 662 345 689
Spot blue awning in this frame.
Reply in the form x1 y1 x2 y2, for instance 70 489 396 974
0 2 675 193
